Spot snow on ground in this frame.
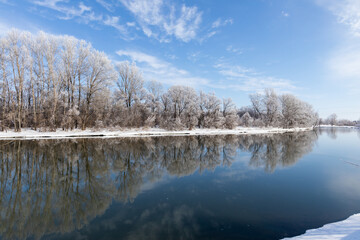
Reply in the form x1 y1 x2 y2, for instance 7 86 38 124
283 214 360 240
0 127 313 140
319 125 357 128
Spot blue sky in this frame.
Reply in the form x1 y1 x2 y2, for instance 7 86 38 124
0 0 359 120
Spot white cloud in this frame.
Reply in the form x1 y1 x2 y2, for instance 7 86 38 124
116 50 209 87
318 0 360 37
30 0 133 38
0 0 14 5
327 43 360 95
214 62 297 92
187 51 201 62
281 11 290 17
119 0 202 42
0 22 11 36
31 0 203 42
32 0 92 20
126 22 136 27
328 46 360 79
319 0 360 94
197 17 233 40
103 16 127 33
211 18 233 28
226 45 242 54
205 31 217 39
29 0 226 43
117 50 168 69
96 0 116 12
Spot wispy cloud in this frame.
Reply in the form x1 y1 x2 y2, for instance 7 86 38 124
30 0 133 38
226 45 242 55
281 11 290 17
96 0 116 12
318 0 360 37
319 0 360 94
32 0 92 20
0 0 14 5
30 0 205 42
0 22 11 36
211 18 233 28
198 17 234 40
119 0 203 42
116 50 209 87
327 43 360 95
103 16 127 34
214 62 297 92
187 51 201 62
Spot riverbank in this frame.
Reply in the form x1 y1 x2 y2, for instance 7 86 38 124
0 127 314 140
319 125 358 128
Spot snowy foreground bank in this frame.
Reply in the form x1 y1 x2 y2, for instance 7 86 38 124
283 214 360 240
0 127 313 140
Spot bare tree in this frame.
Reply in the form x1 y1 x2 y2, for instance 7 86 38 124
165 86 199 130
80 50 116 129
240 112 253 127
0 38 10 130
327 113 337 126
199 91 224 128
222 98 239 129
116 61 144 109
145 80 163 126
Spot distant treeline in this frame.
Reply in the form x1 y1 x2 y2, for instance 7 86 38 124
319 113 357 126
0 30 319 131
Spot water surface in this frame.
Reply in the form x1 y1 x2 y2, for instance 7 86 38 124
0 128 359 240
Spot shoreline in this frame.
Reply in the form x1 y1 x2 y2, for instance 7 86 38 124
319 125 358 128
0 127 314 140
283 213 360 239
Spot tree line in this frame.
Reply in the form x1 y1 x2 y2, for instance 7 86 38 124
319 113 357 126
0 29 319 132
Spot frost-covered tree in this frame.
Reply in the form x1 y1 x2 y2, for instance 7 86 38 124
80 50 116 129
240 112 253 127
198 91 224 128
249 89 281 127
249 89 317 128
262 89 281 126
0 29 117 131
0 38 10 131
327 113 337 126
281 94 318 128
163 86 199 130
116 61 144 109
6 30 30 131
145 80 163 127
222 98 239 129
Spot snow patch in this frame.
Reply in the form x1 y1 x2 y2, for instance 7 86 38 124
0 127 313 140
319 125 356 128
283 213 360 240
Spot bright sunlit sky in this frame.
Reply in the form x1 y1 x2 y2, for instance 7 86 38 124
0 0 359 120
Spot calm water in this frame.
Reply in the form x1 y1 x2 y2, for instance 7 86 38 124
0 128 359 240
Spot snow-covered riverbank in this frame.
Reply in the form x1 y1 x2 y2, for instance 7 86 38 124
0 127 314 140
283 213 360 240
319 125 357 128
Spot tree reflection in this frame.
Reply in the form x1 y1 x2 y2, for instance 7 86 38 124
317 127 356 139
241 133 318 172
0 131 317 239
